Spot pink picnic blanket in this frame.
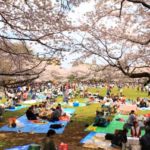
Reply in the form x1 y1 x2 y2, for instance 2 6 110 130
118 104 137 114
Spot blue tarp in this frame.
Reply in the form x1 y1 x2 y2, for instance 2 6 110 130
0 108 75 134
5 144 31 150
5 105 28 112
80 132 106 144
80 132 96 143
63 108 75 115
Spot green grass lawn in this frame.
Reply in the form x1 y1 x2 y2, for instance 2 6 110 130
1 87 149 125
88 86 150 100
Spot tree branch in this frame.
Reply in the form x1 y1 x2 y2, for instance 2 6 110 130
119 0 125 17
127 0 150 9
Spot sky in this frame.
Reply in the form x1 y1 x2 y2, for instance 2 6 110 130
61 0 96 68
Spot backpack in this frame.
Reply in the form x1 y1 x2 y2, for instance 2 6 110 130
105 133 114 140
50 124 63 129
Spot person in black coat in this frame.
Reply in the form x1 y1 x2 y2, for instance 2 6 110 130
26 107 37 120
140 126 150 150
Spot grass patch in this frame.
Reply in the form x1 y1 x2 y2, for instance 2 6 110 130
88 87 149 100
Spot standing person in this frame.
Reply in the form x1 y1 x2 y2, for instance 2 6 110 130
127 110 137 128
63 92 69 103
41 129 57 150
0 105 4 121
140 126 150 150
119 88 123 97
106 86 111 96
131 121 141 137
148 86 150 96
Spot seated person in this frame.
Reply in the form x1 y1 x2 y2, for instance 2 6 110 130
22 91 28 101
102 98 112 108
136 97 141 107
8 118 24 129
13 97 21 106
5 98 15 109
131 121 141 137
33 105 40 116
0 105 4 117
63 95 69 103
26 107 37 120
93 111 109 127
57 104 66 116
31 93 36 100
147 100 150 107
111 129 128 148
49 106 61 122
8 118 17 128
139 99 147 108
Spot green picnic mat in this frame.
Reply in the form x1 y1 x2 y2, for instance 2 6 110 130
86 114 145 136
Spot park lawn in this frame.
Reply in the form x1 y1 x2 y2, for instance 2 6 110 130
88 86 150 100
0 87 150 149
1 87 150 126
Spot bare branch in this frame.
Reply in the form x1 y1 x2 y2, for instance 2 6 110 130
119 0 125 17
127 0 150 9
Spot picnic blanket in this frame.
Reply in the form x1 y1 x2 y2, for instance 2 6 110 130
5 105 28 112
138 107 150 111
0 108 75 134
80 132 118 149
60 102 87 107
86 114 128 133
5 144 31 150
81 132 141 150
36 93 46 99
22 100 37 105
85 114 145 136
22 98 46 105
81 132 100 143
63 108 75 115
118 104 137 114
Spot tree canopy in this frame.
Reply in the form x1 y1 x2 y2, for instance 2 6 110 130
71 0 150 84
0 0 149 87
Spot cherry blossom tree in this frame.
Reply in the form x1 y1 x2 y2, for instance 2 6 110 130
0 0 72 87
72 0 150 85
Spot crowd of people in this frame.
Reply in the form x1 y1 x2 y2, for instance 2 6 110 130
25 103 70 122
